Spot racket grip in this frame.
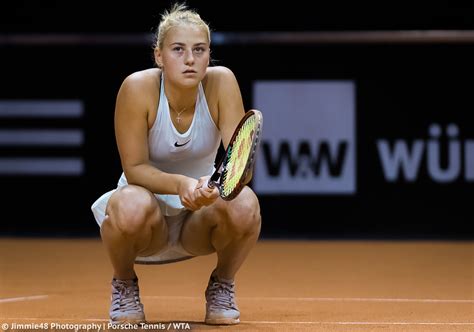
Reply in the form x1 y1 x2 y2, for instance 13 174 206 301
207 180 217 189
208 171 220 189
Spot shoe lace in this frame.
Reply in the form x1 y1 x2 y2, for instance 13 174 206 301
206 278 237 310
111 279 142 312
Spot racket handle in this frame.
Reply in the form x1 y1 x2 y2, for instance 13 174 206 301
207 180 217 189
208 171 220 189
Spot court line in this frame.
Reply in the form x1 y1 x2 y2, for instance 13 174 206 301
143 296 474 303
2 294 471 304
0 318 108 322
243 321 474 326
1 318 472 326
0 295 48 303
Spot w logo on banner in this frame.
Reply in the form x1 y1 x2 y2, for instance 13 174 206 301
252 81 356 194
262 140 348 177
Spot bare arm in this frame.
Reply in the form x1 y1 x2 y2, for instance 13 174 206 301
114 72 187 195
188 67 245 204
214 67 246 148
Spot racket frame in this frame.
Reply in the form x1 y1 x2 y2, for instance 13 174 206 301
208 109 263 200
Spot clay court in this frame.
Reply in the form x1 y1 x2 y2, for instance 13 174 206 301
0 238 472 331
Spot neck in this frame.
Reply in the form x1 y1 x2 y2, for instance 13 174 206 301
164 79 198 113
169 102 195 113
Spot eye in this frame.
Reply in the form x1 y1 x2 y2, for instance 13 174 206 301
173 46 184 52
193 47 206 54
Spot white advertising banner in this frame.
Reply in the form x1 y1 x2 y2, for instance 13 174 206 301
252 81 356 194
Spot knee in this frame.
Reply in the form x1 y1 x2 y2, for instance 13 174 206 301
107 186 160 236
219 187 261 236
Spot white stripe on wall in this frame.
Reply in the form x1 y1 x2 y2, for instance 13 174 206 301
0 100 83 118
0 158 84 175
0 129 83 146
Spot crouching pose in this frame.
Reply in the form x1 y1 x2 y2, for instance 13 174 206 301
91 3 261 325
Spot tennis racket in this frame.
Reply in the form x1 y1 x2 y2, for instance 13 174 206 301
208 109 263 200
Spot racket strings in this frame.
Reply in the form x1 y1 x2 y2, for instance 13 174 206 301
221 116 257 196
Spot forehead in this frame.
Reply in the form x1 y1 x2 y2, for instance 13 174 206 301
165 25 209 45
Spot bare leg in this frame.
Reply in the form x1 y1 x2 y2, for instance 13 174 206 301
100 185 168 280
180 186 261 280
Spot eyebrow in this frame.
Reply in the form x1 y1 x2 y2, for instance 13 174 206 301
170 42 207 47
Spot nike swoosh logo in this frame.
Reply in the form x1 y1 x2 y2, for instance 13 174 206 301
174 140 191 147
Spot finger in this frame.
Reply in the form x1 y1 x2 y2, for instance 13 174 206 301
195 176 208 190
190 190 208 210
199 186 219 199
182 195 199 211
195 193 218 208
183 201 199 211
192 190 211 207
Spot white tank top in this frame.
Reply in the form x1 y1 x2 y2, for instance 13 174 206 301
117 73 221 215
147 73 221 176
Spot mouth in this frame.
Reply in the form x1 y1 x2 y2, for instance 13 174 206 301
183 69 197 74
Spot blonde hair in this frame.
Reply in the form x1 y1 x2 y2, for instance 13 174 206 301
154 3 211 50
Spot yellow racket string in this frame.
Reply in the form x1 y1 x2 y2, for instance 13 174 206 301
221 116 256 196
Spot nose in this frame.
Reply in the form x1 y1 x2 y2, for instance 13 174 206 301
184 49 195 65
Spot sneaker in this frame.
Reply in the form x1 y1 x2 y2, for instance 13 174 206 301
204 272 240 325
109 277 145 324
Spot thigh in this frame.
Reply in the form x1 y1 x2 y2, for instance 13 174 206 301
179 186 260 256
106 185 169 257
179 201 221 256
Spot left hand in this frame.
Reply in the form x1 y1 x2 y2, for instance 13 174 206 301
193 176 219 207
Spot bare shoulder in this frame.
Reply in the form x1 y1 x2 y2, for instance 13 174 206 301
117 68 160 108
205 66 237 84
204 66 245 146
121 68 161 92
202 67 242 125
203 66 240 101
116 68 160 117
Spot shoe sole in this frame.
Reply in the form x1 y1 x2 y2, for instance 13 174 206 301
109 319 146 325
205 317 240 325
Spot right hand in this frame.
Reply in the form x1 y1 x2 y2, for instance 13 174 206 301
177 176 220 211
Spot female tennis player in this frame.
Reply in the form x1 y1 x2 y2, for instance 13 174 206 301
90 2 261 326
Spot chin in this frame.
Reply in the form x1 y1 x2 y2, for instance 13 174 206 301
182 73 205 85
179 78 200 88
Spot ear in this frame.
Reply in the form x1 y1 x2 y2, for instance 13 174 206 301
154 47 163 68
